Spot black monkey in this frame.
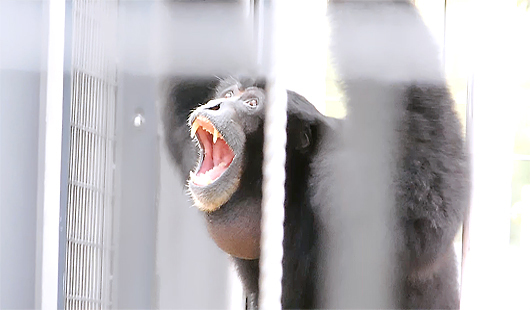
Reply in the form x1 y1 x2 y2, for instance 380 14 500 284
163 76 468 309
165 76 336 308
163 2 469 309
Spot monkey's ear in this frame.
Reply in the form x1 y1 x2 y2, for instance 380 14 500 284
295 123 312 152
253 79 267 90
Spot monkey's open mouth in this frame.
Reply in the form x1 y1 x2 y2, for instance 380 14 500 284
189 116 235 186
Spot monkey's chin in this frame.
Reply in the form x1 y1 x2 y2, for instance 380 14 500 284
187 155 243 213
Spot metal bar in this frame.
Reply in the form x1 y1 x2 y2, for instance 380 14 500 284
65 295 104 304
41 0 66 308
70 120 116 140
57 3 74 308
461 71 474 295
66 238 110 253
259 0 288 309
443 0 447 67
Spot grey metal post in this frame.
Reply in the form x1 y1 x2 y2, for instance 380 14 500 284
57 1 74 308
0 1 46 307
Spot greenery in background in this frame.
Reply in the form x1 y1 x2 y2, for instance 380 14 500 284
518 0 530 10
324 57 346 119
513 100 530 156
510 161 530 245
511 0 530 245
510 91 530 245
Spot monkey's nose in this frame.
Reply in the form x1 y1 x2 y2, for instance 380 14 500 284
207 103 221 111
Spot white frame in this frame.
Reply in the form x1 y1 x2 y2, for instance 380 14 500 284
39 0 66 309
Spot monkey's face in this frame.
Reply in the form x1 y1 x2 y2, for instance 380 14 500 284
187 85 265 212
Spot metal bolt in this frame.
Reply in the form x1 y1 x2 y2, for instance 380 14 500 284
133 113 145 127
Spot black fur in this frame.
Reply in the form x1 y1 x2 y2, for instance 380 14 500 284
164 80 338 308
162 2 469 309
163 79 468 309
398 85 468 308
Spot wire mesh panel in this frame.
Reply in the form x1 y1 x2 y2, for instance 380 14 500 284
64 0 118 309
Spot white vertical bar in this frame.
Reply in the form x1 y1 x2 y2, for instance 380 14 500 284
414 0 446 67
259 0 288 309
460 2 518 309
461 72 474 289
41 0 66 309
269 0 328 112
228 263 245 310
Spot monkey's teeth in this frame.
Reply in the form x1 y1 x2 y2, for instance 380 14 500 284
213 129 219 143
191 121 199 138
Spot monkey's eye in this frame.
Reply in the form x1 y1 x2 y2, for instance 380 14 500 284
224 90 234 98
245 98 258 107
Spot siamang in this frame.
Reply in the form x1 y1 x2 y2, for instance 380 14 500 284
162 1 469 309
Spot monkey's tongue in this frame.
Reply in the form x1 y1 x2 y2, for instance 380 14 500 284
191 131 234 186
191 163 227 186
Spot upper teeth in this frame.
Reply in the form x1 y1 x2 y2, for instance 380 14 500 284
191 116 223 144
191 121 200 138
213 130 219 143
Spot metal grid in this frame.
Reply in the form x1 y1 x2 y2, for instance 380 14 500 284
64 1 118 309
